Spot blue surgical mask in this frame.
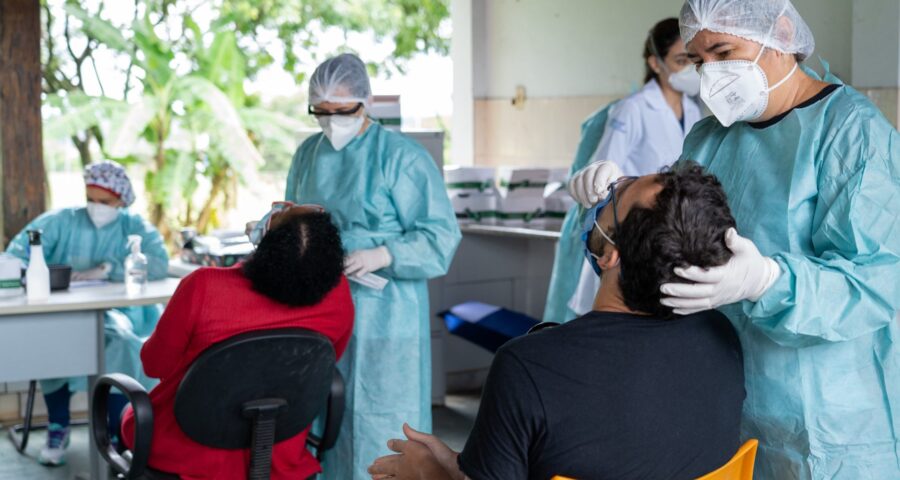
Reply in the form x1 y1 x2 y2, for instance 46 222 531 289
581 177 636 275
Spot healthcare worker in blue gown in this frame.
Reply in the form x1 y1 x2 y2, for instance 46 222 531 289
569 1 900 478
543 17 703 323
5 161 168 466
281 53 461 479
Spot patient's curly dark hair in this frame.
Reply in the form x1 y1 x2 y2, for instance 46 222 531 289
242 212 344 306
594 162 736 318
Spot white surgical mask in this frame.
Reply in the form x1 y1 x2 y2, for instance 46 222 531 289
317 114 365 151
668 66 701 96
698 43 798 127
86 202 119 228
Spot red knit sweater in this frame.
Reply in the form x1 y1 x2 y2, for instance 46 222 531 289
121 266 354 480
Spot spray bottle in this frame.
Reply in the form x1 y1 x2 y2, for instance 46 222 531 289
124 235 148 296
25 230 50 302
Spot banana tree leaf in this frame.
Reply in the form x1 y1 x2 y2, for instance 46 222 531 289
43 95 124 141
105 96 159 159
132 14 175 89
175 75 264 174
203 30 246 104
147 149 196 211
63 4 130 53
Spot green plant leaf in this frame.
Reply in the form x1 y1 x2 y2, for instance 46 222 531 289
63 4 130 53
105 95 159 158
175 75 264 174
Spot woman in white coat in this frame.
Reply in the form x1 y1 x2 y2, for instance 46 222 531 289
546 18 705 322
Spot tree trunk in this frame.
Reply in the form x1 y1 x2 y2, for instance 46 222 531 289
0 0 45 247
72 134 92 167
149 120 169 241
196 168 227 234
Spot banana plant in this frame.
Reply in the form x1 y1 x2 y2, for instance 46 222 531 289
59 5 265 239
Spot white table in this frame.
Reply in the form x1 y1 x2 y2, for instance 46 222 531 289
0 278 181 480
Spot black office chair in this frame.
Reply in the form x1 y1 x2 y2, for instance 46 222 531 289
90 328 345 480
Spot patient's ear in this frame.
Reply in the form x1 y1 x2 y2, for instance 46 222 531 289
597 246 620 271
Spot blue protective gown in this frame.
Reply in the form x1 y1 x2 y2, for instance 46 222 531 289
542 105 614 324
680 83 900 478
5 207 169 393
284 122 461 479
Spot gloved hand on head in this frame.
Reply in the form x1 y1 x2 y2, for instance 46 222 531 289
660 228 781 315
344 246 393 278
567 161 624 208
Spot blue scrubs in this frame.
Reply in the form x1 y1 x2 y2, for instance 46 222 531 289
681 83 900 478
285 122 461 479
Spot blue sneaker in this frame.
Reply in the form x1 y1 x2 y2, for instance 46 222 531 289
38 423 70 466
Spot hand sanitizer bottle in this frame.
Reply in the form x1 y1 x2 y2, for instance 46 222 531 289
26 230 50 302
124 235 148 296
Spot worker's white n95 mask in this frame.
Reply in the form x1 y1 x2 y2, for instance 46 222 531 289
668 66 701 96
86 202 119 229
318 114 364 151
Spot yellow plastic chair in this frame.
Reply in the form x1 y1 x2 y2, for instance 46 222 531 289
551 439 759 480
696 439 759 480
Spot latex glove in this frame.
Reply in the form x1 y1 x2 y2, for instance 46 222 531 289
72 263 111 281
344 246 392 277
567 160 624 208
660 228 781 315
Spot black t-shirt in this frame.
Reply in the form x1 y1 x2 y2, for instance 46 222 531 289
458 310 745 480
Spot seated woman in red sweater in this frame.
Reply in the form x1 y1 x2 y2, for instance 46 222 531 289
121 208 354 479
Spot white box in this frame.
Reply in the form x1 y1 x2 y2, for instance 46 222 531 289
540 189 577 230
370 95 401 129
496 167 550 198
544 168 569 197
497 196 543 227
445 166 496 195
451 193 498 225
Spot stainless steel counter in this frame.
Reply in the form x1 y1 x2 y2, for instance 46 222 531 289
459 223 561 240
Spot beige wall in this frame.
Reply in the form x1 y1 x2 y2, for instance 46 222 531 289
473 95 618 168
468 0 858 168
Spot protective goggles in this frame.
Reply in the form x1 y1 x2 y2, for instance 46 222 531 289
581 177 637 275
308 102 364 117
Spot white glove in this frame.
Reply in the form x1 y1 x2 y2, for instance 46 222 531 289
344 246 393 277
660 228 781 315
72 263 111 281
567 160 624 208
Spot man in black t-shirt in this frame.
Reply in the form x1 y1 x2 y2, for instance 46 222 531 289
369 162 746 480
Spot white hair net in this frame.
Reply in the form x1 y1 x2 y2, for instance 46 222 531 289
308 53 372 107
680 0 815 61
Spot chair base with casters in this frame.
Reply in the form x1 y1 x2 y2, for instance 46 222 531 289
90 328 345 480
551 439 759 480
6 380 90 454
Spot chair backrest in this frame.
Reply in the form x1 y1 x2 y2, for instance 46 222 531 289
173 328 335 449
551 439 759 480
696 439 759 480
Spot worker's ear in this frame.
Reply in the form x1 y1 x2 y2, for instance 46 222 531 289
597 245 620 271
647 55 662 76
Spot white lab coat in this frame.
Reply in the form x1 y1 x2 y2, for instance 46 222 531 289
590 78 702 176
570 79 702 315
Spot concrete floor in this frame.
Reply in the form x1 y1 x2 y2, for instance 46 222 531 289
0 393 480 480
